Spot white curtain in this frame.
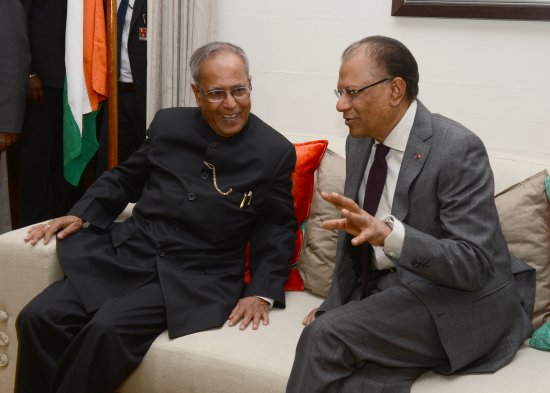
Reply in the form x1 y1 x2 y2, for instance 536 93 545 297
146 0 217 125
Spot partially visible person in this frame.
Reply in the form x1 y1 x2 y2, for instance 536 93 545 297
286 35 534 393
17 0 83 227
96 0 148 175
15 42 297 393
0 0 30 233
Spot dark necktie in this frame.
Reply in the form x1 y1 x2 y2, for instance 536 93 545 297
360 143 390 299
117 0 129 77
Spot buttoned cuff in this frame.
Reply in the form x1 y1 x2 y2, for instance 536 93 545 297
383 215 404 259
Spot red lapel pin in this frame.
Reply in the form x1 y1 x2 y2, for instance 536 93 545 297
415 153 422 160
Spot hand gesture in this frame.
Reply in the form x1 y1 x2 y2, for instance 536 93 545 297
24 215 84 245
228 296 270 330
321 192 391 247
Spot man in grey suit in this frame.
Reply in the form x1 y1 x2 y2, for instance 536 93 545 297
286 35 534 393
0 0 30 233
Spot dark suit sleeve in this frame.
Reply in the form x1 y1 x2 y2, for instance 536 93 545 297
0 0 30 133
244 144 297 307
68 116 157 229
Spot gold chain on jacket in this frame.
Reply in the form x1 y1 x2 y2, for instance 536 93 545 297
203 161 233 196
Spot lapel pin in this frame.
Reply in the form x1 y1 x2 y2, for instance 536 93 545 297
415 153 422 160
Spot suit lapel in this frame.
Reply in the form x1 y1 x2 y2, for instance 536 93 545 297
130 0 146 35
344 137 374 202
392 101 433 222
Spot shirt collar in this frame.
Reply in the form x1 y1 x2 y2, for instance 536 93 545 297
380 100 417 153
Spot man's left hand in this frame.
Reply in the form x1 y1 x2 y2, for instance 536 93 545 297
228 296 270 330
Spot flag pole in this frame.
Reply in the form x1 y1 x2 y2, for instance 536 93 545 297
106 0 118 168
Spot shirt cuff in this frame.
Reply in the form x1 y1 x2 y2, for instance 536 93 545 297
383 215 404 259
256 296 274 309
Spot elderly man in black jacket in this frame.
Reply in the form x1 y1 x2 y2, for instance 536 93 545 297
16 41 297 393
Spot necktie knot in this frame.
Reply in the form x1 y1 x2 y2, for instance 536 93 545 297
374 143 390 161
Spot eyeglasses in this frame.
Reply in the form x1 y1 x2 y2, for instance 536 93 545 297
334 78 389 99
196 85 252 103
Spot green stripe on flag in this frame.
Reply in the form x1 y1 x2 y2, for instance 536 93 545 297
63 79 99 186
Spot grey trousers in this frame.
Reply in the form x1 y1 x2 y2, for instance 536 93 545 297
286 274 448 393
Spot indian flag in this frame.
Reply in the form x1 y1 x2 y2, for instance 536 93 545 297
63 0 108 186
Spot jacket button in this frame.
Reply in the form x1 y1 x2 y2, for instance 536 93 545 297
209 141 217 148
0 333 8 346
0 311 7 322
201 172 209 180
187 192 196 201
158 249 166 257
0 353 8 367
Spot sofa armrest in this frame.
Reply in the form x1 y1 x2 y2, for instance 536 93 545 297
0 225 63 393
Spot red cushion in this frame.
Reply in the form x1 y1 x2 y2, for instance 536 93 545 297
244 140 328 291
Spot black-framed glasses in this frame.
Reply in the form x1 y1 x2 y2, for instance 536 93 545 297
334 78 389 99
196 84 252 103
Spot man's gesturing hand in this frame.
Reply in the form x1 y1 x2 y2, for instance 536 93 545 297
228 296 270 330
320 191 391 247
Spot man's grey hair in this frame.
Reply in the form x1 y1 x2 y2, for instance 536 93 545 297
189 41 250 84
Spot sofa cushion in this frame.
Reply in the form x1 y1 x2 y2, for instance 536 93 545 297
495 169 550 329
411 342 549 393
118 291 325 393
298 149 345 297
244 140 328 291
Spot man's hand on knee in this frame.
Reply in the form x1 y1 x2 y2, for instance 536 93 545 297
24 215 84 245
303 307 318 326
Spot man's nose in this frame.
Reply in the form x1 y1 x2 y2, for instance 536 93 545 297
336 95 351 112
222 92 238 109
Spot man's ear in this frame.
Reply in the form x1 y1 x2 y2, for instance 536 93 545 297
191 83 202 107
389 77 407 105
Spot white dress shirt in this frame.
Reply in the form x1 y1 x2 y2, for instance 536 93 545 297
357 100 417 270
118 0 134 83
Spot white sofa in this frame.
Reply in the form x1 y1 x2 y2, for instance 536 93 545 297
1 147 549 393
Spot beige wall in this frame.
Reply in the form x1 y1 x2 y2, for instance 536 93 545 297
215 0 550 158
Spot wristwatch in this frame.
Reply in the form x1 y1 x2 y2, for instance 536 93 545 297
384 216 395 230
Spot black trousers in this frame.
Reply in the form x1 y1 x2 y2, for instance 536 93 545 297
96 89 146 176
18 87 83 227
15 277 167 393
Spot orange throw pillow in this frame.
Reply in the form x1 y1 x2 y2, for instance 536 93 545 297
244 140 329 291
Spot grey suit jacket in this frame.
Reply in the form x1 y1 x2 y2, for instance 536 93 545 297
0 0 30 133
319 100 534 374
